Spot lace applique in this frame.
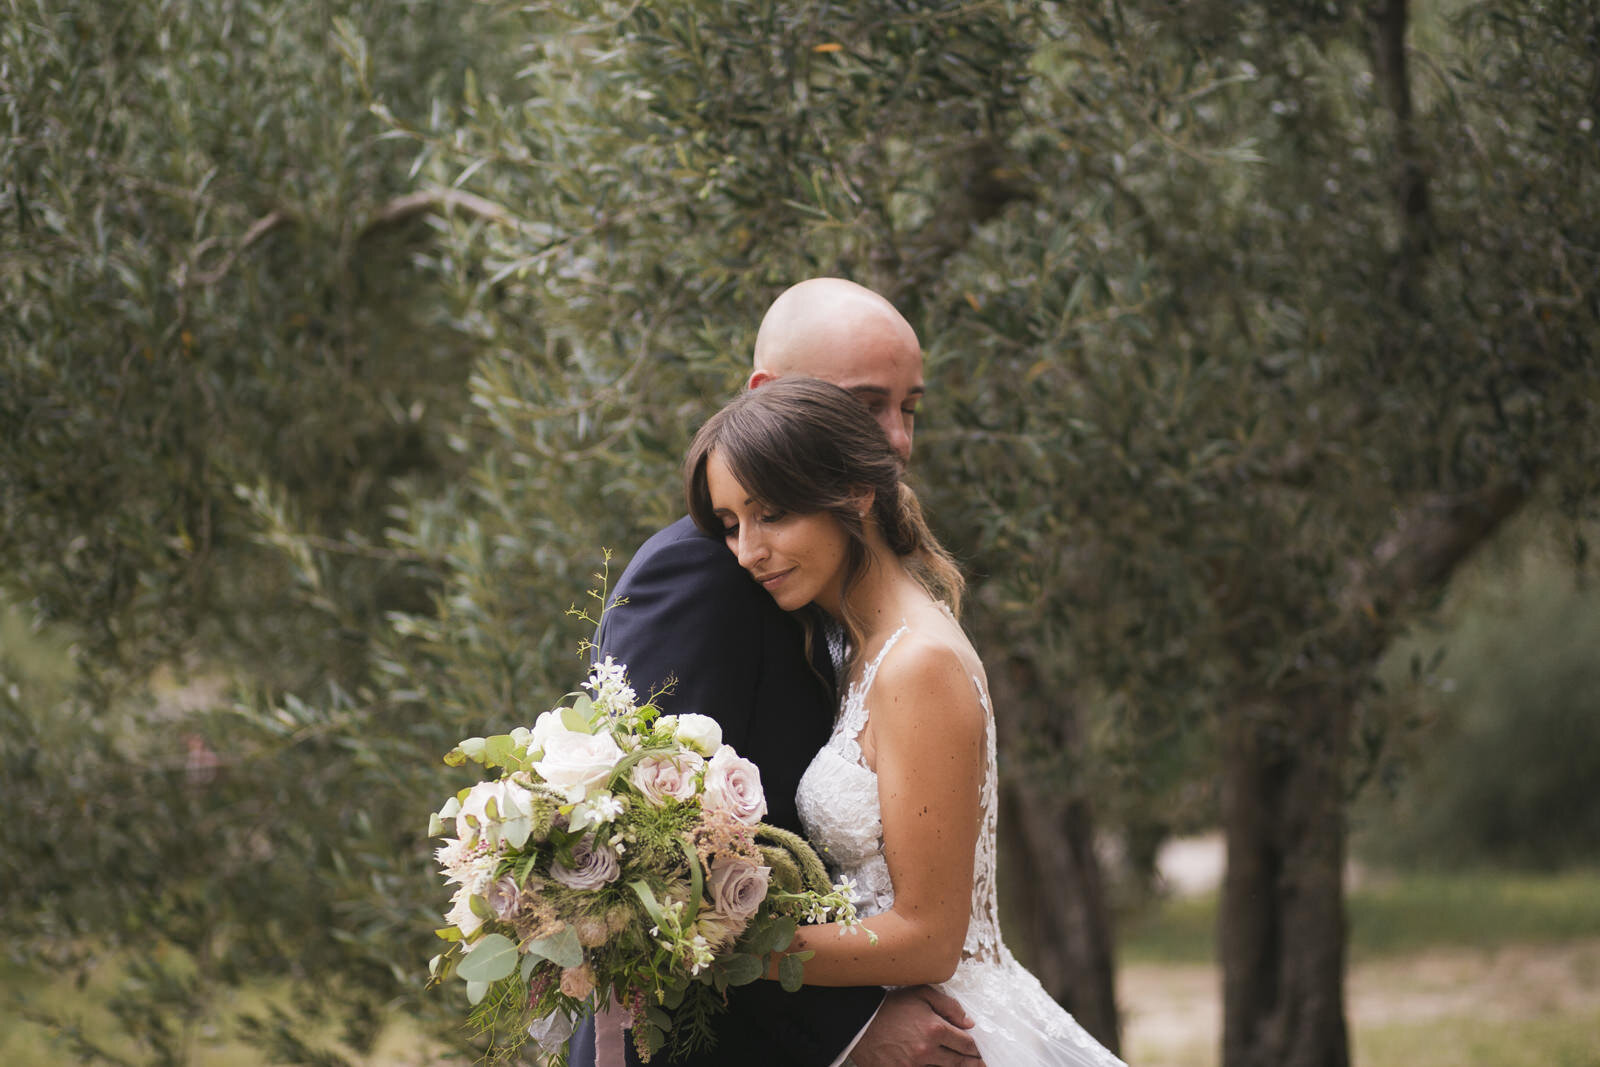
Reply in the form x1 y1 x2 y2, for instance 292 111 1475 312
834 626 906 770
963 679 1003 965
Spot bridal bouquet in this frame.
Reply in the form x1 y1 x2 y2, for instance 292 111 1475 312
429 656 864 1064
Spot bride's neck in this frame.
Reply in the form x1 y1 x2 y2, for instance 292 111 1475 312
838 528 925 641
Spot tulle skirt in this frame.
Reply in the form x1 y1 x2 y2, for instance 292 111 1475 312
933 948 1126 1067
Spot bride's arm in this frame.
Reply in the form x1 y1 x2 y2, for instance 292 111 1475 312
772 637 985 987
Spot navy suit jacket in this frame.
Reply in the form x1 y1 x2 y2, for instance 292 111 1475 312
568 516 883 1066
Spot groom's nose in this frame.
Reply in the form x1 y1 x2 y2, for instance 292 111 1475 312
875 409 913 464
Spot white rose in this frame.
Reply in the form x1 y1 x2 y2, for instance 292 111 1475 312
630 752 704 806
456 779 535 847
530 708 572 754
671 713 723 756
701 745 767 825
533 729 624 802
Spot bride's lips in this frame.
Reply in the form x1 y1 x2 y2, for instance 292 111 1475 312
753 567 793 592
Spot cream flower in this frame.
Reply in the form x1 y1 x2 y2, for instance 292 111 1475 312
455 779 537 848
657 713 722 756
533 729 624 802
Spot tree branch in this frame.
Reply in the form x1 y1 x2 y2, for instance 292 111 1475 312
183 188 532 289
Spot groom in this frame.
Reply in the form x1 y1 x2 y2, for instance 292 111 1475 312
568 279 982 1067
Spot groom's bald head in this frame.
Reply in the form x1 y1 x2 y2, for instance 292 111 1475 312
749 278 924 462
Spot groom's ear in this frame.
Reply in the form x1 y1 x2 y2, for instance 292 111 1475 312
747 369 778 390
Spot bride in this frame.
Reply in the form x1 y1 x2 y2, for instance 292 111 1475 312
684 378 1125 1067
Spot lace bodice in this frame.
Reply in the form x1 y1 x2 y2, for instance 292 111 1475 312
795 624 1003 965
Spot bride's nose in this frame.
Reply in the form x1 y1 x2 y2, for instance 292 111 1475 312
734 527 768 572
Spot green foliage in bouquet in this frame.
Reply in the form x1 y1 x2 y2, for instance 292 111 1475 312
428 656 865 1064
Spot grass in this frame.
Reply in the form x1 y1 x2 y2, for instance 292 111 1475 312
1356 1009 1600 1067
1118 867 1600 965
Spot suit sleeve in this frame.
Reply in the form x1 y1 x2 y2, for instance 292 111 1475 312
596 531 765 752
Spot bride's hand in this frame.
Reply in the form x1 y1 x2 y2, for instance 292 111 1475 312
848 986 985 1067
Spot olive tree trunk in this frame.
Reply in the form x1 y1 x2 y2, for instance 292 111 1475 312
992 654 1122 1055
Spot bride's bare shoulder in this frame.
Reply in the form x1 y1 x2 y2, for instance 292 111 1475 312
869 617 987 736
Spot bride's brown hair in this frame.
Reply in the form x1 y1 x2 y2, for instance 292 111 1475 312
685 378 963 672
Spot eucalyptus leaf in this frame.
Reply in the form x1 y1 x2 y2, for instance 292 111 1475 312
457 933 519 982
484 733 520 768
526 924 582 969
720 953 764 987
761 916 797 955
466 979 490 1006
778 953 805 993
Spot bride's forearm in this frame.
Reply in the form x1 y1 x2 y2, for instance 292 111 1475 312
767 907 966 988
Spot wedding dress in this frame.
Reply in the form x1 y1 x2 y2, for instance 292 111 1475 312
795 624 1126 1067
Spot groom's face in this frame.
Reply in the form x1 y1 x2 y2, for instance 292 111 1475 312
749 322 924 463
823 346 924 465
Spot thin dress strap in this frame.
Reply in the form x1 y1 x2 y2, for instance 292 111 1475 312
834 624 909 769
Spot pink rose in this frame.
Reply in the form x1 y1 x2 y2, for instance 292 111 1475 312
701 745 767 825
630 752 704 806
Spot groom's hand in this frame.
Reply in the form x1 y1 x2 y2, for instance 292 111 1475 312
848 986 984 1067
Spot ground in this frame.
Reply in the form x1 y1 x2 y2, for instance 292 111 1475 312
1119 834 1600 1067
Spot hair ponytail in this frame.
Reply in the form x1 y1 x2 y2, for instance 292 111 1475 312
893 482 963 618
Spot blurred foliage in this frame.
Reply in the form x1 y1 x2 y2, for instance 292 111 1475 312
1358 531 1600 870
2 0 1598 1062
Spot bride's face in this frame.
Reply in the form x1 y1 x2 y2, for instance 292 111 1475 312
704 450 852 615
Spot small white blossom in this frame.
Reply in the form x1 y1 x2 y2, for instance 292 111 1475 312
586 656 638 715
585 791 625 823
686 934 714 975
